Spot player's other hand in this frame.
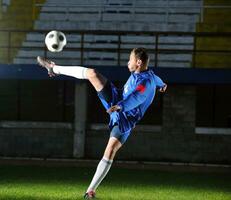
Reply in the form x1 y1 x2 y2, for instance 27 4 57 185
107 105 121 114
159 84 167 93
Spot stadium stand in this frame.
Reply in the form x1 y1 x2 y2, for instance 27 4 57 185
13 0 202 68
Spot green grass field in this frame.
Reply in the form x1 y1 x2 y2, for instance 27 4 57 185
0 165 230 200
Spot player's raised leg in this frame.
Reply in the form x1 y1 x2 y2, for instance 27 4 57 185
37 56 107 91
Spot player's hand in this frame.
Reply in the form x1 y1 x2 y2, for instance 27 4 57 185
107 105 121 114
159 84 167 93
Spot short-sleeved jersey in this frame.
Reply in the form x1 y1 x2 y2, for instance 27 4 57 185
108 69 165 134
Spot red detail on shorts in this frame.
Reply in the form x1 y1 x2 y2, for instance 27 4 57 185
136 84 146 93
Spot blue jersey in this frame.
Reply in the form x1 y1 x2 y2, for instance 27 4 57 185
109 69 165 134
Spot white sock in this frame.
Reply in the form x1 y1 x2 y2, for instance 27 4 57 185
53 65 88 79
87 157 113 192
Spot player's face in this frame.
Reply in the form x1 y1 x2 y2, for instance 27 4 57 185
127 52 139 72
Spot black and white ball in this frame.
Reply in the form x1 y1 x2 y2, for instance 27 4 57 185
45 30 67 52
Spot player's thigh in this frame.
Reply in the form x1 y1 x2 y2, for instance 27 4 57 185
98 81 119 110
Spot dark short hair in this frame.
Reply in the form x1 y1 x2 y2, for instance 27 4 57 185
132 48 149 67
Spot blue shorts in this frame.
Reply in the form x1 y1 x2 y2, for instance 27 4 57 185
98 81 131 144
110 125 130 144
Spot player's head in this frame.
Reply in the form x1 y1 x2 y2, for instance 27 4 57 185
128 48 149 72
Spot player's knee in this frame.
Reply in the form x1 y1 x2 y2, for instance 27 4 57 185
105 146 118 159
87 68 98 79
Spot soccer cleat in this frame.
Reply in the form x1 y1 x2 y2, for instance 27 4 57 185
37 56 56 77
83 191 96 199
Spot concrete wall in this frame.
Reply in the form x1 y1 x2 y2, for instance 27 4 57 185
85 129 231 164
0 127 73 158
1 86 230 164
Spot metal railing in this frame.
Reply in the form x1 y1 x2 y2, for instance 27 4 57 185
0 30 231 68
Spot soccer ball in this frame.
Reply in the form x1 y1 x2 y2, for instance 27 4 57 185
45 30 67 52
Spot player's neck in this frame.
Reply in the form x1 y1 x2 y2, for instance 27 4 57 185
134 66 148 73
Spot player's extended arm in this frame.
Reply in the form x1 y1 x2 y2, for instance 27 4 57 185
154 74 167 92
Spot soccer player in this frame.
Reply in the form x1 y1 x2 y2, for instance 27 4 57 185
37 47 167 199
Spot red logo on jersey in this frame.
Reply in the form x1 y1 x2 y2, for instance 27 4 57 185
136 84 146 93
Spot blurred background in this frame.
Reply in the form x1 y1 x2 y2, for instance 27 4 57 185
0 0 231 165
